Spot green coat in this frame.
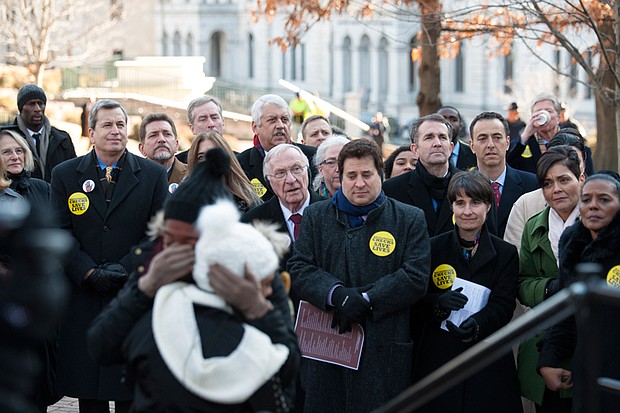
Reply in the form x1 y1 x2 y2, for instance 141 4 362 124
517 207 571 404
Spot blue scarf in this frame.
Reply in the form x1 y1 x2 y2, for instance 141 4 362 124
331 189 384 228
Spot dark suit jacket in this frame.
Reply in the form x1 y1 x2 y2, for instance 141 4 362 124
383 164 499 238
496 166 538 238
507 135 541 174
236 142 317 202
50 149 168 400
455 141 477 171
13 118 76 182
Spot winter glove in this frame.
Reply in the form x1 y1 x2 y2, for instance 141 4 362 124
83 262 127 294
446 318 479 343
544 278 561 299
436 287 468 311
331 286 371 334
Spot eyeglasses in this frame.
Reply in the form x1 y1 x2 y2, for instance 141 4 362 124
269 165 307 180
320 158 338 168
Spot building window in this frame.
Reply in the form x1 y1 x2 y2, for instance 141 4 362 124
554 49 561 96
291 46 297 80
248 33 254 79
186 33 194 56
210 31 222 77
301 44 306 81
585 50 593 100
162 31 168 56
359 35 371 109
343 36 352 93
455 44 464 93
173 31 182 56
569 56 578 98
282 50 286 80
503 50 513 94
377 37 388 106
408 37 417 92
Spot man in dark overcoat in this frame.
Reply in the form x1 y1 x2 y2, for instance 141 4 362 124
236 94 317 202
288 139 430 412
50 99 168 413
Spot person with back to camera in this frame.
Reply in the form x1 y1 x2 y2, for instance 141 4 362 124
411 170 521 413
88 148 300 413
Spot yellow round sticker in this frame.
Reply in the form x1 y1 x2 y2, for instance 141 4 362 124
607 265 620 288
369 231 396 257
251 178 268 198
432 264 457 289
68 192 89 215
452 213 456 225
521 145 533 158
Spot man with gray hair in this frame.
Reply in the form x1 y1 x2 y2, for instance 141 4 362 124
507 93 561 174
237 94 317 201
176 95 225 163
51 99 168 413
312 134 350 198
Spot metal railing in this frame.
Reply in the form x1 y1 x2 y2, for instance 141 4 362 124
375 266 620 413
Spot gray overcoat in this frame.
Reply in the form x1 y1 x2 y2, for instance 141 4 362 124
288 196 430 413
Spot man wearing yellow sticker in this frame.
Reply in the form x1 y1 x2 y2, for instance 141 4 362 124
50 99 168 413
289 139 430 413
236 94 317 201
411 170 521 412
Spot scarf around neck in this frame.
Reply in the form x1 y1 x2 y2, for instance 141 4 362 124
332 188 384 228
415 161 452 202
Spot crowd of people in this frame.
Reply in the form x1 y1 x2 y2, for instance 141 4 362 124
0 84 619 413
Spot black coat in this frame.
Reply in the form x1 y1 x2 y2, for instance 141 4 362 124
455 142 477 171
13 118 76 182
8 171 51 207
412 226 521 413
496 166 538 238
507 135 541 175
538 211 620 413
236 143 317 202
383 164 499 237
50 150 168 400
87 269 300 413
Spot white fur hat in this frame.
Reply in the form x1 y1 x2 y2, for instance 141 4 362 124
192 198 290 291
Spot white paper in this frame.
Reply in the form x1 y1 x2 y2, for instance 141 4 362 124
441 277 491 331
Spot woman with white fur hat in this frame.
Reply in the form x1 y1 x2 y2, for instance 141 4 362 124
87 148 300 412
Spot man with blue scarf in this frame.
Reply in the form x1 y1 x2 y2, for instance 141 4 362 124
288 139 431 413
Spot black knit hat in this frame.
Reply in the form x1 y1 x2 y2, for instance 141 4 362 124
17 84 47 112
164 147 232 223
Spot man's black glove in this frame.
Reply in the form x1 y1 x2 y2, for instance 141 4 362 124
83 262 127 294
446 318 478 342
331 286 371 334
544 278 560 299
436 287 468 311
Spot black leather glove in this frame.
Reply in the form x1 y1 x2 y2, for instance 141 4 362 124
436 287 468 311
331 286 371 334
83 262 128 293
544 278 560 299
446 318 478 342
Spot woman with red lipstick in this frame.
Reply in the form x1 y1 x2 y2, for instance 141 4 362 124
517 146 583 412
537 173 620 413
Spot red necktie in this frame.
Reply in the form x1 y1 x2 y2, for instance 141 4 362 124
290 213 302 240
491 182 501 210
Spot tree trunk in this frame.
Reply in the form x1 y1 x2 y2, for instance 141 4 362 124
593 17 618 171
36 63 46 87
416 0 442 116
